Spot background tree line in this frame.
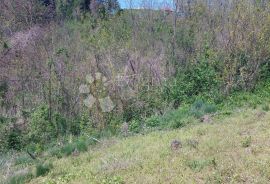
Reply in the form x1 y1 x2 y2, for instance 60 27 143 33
0 0 120 35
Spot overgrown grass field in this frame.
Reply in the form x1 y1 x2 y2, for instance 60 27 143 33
25 107 270 184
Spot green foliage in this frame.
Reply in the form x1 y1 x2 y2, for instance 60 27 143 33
163 59 220 106
3 42 9 49
122 99 146 122
7 129 23 151
76 111 92 135
48 146 62 158
55 0 120 19
159 106 191 129
47 137 90 158
61 144 76 156
54 113 68 136
0 82 7 107
27 143 44 155
220 80 270 111
0 116 8 124
145 116 161 128
27 105 73 146
262 104 269 112
0 80 8 101
69 118 82 136
55 0 83 18
107 116 123 135
75 139 88 152
27 105 54 145
36 162 53 177
140 100 217 130
138 87 167 118
128 119 142 133
175 27 195 53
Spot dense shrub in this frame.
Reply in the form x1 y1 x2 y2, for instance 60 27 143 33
61 144 75 156
27 105 55 144
27 105 74 145
163 58 220 107
160 107 191 129
145 116 161 128
7 129 24 151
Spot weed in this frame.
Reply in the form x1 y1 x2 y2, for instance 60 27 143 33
186 158 216 172
190 100 217 118
204 104 217 114
75 140 88 152
160 107 190 128
242 136 252 148
36 163 53 177
129 119 142 133
145 116 161 127
61 144 75 156
101 176 124 184
193 99 204 109
262 104 269 111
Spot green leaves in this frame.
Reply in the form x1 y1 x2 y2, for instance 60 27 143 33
3 42 9 49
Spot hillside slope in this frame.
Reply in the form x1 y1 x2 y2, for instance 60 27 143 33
29 108 270 184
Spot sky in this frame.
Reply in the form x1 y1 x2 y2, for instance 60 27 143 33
119 0 173 9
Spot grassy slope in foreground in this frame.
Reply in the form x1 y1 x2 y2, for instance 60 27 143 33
30 108 270 184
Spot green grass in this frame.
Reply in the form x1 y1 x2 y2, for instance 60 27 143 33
14 155 34 166
28 107 270 184
7 172 33 184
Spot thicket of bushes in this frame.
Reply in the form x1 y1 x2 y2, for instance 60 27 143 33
1 1 270 152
